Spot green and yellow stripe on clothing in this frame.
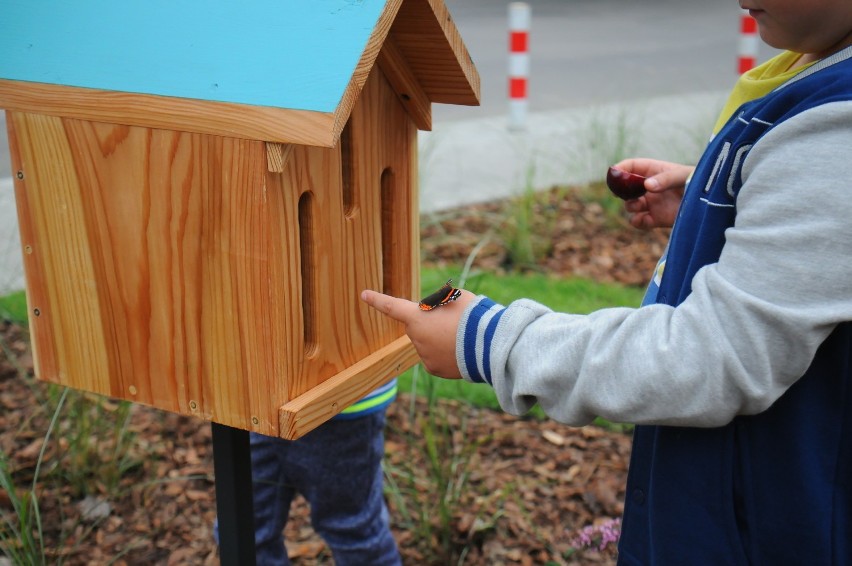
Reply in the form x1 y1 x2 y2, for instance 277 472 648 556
335 379 398 420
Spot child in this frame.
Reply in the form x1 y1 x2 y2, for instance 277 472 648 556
362 1 852 563
216 381 401 566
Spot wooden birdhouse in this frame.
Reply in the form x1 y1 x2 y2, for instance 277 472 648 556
0 0 480 439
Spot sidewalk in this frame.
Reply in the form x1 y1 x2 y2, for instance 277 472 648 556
0 176 23 293
0 90 726 294
419 90 726 212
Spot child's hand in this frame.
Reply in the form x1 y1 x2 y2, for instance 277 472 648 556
612 158 694 230
360 289 477 379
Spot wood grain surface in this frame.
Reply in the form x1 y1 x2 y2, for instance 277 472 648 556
8 62 420 437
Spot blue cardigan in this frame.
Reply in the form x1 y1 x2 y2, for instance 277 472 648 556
618 53 852 564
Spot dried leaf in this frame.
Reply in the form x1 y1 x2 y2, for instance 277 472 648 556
541 429 566 446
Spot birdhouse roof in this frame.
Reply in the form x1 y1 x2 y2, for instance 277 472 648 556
0 0 480 147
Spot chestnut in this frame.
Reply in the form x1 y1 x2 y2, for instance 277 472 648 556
606 166 647 200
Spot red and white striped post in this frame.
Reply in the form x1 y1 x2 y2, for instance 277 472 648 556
738 11 758 74
508 2 530 130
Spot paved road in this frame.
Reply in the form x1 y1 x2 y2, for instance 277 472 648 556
0 115 8 179
436 0 777 121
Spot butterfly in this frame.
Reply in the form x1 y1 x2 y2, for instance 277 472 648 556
418 279 462 311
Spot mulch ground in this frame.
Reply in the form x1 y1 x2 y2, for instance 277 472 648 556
1 183 669 565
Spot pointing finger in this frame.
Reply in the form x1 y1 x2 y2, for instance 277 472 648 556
360 289 419 323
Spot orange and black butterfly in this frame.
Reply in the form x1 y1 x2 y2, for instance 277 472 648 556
418 279 462 311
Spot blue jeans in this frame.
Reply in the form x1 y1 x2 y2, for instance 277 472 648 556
247 410 400 566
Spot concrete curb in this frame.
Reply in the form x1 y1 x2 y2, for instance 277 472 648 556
0 176 24 293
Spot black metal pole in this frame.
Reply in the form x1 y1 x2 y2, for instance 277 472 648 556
212 423 257 566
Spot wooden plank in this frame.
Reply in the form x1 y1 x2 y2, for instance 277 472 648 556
377 35 432 131
6 112 96 387
10 114 306 435
9 113 112 395
272 144 349 403
392 0 481 107
265 143 294 173
0 80 337 147
189 134 286 433
279 336 419 439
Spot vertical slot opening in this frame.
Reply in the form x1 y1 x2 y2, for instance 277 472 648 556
381 168 398 296
299 192 318 357
341 124 356 217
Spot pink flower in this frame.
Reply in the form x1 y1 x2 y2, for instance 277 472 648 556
569 518 621 552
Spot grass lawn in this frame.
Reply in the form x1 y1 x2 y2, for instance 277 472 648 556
0 289 27 324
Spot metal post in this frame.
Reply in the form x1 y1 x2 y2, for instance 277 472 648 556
738 10 758 74
212 423 257 566
508 2 530 131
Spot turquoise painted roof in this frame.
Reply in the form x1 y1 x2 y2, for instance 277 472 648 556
0 0 388 113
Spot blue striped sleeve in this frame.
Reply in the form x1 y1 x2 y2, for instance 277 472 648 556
481 307 506 385
461 298 506 385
